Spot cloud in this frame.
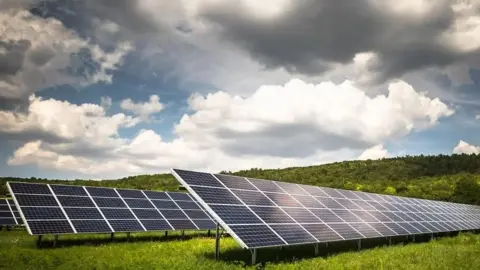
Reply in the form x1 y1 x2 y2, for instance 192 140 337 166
120 95 165 120
6 78 454 178
194 0 480 84
0 7 133 103
0 95 140 151
453 140 480 155
358 144 389 160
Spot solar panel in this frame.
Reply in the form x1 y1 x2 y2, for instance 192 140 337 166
172 169 480 249
1 199 21 226
7 182 216 235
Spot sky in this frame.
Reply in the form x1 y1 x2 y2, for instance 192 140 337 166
0 0 480 179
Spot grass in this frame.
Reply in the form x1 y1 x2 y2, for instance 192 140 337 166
0 229 479 269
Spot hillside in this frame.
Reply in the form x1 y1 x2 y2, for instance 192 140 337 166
1 154 480 204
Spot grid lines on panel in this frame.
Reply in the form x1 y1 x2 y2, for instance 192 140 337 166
171 169 480 249
8 181 216 235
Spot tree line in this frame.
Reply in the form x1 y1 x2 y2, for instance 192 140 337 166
1 154 479 205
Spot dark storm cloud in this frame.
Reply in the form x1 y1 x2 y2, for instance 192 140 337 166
0 40 31 77
199 0 465 82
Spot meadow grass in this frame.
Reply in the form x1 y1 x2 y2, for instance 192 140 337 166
0 229 479 269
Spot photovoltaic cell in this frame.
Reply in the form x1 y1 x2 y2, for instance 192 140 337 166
250 206 295 224
192 219 216 229
57 196 96 207
174 169 223 187
117 189 146 199
151 200 179 209
328 223 363 240
214 174 258 190
281 207 321 223
270 224 316 244
28 220 74 234
21 207 65 220
166 192 192 201
15 195 58 206
209 205 262 224
230 189 275 206
140 219 172 230
143 191 170 200
303 223 343 242
229 225 284 247
108 220 144 232
0 199 18 226
86 187 119 198
168 219 197 230
50 185 87 196
248 178 284 193
72 220 111 233
263 192 303 207
64 208 103 220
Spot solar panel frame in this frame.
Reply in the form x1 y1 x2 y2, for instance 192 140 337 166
7 182 216 235
172 168 480 249
0 199 19 226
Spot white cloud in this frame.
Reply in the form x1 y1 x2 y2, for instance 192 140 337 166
0 95 140 148
453 140 480 155
6 78 454 178
358 144 389 160
120 95 165 120
0 8 133 100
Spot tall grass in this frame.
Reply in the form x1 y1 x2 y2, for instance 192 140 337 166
0 230 479 269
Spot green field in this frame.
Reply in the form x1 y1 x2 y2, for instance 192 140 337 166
1 229 479 270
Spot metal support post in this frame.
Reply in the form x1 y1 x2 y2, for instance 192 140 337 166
314 243 319 256
388 237 392 246
53 235 58 247
36 235 43 247
251 249 257 265
358 239 361 250
214 223 220 260
412 235 416 242
181 230 185 239
126 232 131 241
430 234 434 241
6 225 11 231
110 233 114 241
207 230 211 237
165 231 168 237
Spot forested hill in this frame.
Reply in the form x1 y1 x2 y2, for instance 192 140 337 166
1 154 480 204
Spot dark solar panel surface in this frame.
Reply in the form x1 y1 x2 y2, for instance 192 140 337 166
0 199 19 225
172 169 480 249
7 182 216 235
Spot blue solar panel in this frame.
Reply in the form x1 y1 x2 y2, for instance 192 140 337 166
229 225 284 247
230 189 276 206
50 185 87 196
0 199 18 226
270 224 316 244
172 168 480 249
72 220 111 233
249 206 295 224
214 174 258 190
303 223 343 242
86 187 119 197
8 182 216 235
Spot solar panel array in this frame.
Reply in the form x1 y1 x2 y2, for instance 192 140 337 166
172 169 480 249
7 182 216 235
0 199 22 226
